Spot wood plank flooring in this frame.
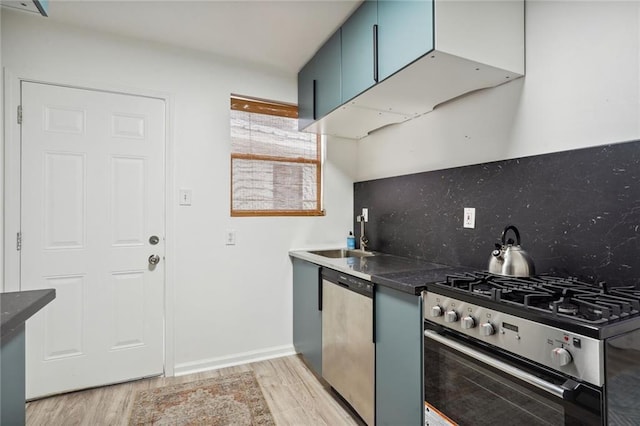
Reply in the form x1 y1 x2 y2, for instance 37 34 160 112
26 355 362 426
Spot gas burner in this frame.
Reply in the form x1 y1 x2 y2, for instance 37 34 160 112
471 282 494 295
552 301 580 316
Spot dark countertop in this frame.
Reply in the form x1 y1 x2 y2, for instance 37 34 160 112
373 266 475 295
1 289 56 340
290 249 474 295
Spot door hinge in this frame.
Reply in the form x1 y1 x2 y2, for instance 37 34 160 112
17 232 22 251
17 105 23 124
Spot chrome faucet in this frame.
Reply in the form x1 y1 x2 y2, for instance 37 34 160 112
356 214 369 251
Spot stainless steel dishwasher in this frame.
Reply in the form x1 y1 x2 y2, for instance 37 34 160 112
321 268 374 426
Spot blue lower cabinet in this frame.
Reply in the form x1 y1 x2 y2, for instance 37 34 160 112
375 285 423 425
1 325 26 426
292 258 323 375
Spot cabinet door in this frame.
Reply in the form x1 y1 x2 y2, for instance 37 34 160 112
297 57 316 131
292 258 322 375
375 286 423 425
341 0 378 103
377 0 434 81
314 30 342 119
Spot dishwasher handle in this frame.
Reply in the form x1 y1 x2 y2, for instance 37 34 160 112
336 280 351 289
424 330 579 400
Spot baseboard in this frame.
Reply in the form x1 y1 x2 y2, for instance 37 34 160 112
173 344 296 377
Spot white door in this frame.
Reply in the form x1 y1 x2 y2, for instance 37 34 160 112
20 82 166 398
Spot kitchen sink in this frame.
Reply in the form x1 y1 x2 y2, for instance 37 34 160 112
309 249 376 258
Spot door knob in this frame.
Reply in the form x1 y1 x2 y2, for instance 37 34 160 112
148 254 161 265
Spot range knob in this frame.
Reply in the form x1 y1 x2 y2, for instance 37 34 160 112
461 315 476 329
480 322 495 336
551 347 573 367
431 306 443 318
444 310 458 323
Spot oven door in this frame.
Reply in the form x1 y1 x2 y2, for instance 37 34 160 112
424 324 603 426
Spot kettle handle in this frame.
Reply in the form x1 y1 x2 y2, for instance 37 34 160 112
501 225 521 246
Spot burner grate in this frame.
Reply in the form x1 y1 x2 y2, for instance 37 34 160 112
436 272 640 325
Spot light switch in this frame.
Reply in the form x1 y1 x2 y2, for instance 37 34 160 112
225 229 236 245
179 189 192 206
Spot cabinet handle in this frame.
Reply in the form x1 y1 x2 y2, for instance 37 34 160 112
318 274 323 311
372 287 376 344
373 24 379 83
312 79 317 120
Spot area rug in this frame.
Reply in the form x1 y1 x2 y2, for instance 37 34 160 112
128 371 276 425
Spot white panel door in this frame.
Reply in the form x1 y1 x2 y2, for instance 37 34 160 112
20 82 165 398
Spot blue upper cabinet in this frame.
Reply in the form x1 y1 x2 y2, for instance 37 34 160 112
342 0 435 102
298 30 342 131
298 0 524 137
341 0 378 103
377 0 434 81
314 30 342 120
297 57 316 131
1 0 49 16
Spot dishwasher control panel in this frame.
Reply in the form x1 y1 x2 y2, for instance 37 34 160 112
322 267 373 297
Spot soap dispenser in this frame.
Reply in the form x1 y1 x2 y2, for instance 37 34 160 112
347 231 356 249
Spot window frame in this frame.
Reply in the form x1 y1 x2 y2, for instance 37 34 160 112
230 96 324 217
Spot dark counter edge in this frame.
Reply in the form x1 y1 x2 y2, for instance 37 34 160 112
1 289 56 340
290 250 475 295
372 266 476 295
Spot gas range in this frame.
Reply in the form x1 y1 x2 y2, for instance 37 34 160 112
426 271 640 339
424 271 640 387
422 271 640 424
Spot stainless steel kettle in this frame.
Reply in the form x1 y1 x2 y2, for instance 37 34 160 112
488 225 535 277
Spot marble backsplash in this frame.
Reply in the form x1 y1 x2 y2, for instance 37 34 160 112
354 139 640 287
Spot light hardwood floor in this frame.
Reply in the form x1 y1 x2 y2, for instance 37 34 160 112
26 354 362 426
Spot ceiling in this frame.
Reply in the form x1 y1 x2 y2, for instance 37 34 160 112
36 0 361 74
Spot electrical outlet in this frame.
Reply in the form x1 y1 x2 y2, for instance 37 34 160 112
362 208 369 222
225 229 236 245
463 208 476 229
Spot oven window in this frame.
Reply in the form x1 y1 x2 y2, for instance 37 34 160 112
425 340 585 426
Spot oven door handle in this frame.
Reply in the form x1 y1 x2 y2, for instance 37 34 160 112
424 330 577 400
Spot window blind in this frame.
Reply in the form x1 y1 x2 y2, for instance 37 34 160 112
230 97 322 216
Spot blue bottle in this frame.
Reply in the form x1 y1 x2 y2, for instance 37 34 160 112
347 231 356 249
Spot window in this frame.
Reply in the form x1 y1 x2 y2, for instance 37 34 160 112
230 96 323 216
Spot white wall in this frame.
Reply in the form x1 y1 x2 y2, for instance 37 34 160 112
1 10 357 373
357 1 640 181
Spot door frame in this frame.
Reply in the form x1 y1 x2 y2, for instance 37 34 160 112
2 69 176 376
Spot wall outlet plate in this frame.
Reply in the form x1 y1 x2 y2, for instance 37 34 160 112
362 208 369 222
464 208 476 228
